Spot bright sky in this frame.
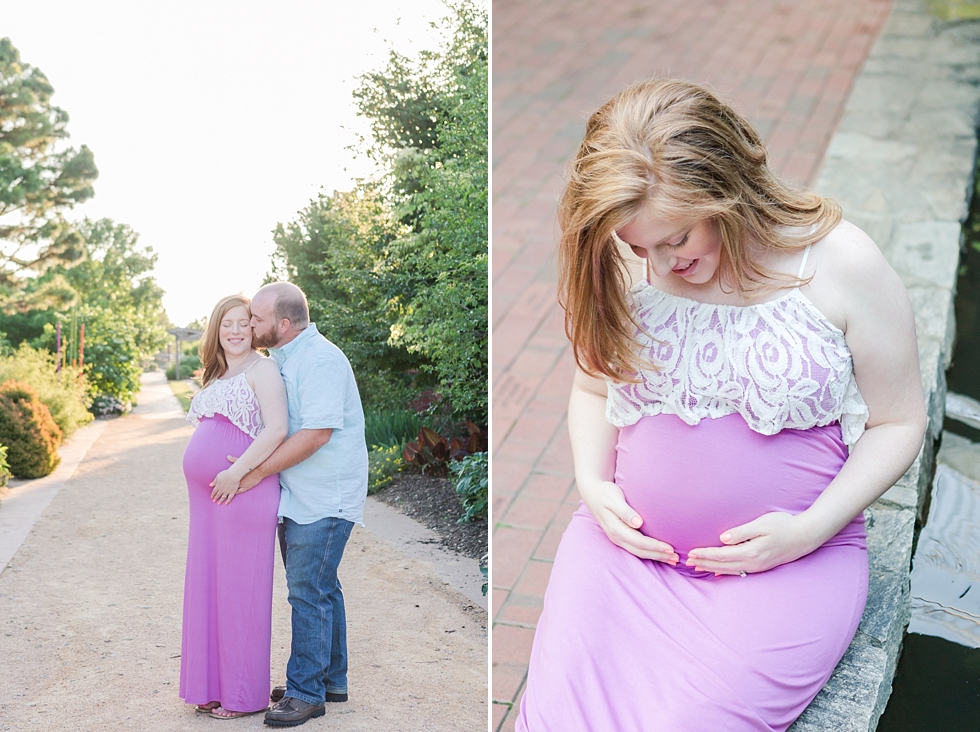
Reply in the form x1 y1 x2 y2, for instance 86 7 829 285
3 0 448 326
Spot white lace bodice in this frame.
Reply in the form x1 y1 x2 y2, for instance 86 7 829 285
186 371 264 438
605 281 869 449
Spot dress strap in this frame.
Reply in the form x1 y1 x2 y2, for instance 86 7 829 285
243 356 264 373
797 244 812 279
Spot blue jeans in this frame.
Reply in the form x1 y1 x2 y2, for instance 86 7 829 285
278 516 354 705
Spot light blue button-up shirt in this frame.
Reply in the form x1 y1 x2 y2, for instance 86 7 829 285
270 323 368 525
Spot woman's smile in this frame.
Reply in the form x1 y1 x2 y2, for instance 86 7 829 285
672 259 698 276
616 211 722 286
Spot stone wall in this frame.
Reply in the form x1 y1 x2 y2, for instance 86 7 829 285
790 2 980 730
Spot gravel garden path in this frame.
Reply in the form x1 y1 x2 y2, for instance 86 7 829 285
0 372 487 731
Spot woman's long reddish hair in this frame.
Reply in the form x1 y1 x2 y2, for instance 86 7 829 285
198 295 253 387
558 78 841 381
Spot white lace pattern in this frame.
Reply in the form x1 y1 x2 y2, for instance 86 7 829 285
605 282 869 449
186 372 265 438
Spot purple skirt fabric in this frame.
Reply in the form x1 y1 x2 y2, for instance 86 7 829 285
179 415 280 712
517 414 868 732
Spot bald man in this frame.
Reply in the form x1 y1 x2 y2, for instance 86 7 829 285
235 282 368 728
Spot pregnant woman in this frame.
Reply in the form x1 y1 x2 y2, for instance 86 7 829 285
179 294 288 719
516 79 927 730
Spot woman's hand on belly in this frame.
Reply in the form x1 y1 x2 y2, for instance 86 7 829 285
686 511 819 576
580 480 680 565
210 468 242 505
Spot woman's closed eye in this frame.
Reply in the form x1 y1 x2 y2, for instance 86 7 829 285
665 234 689 250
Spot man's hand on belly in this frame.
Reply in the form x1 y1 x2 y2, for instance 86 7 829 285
686 512 819 576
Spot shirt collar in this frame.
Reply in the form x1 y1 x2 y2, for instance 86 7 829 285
270 323 320 366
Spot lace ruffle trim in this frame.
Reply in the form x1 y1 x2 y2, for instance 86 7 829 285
186 372 264 438
605 283 869 449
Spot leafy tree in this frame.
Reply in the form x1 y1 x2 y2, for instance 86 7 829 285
268 185 427 410
0 38 98 291
270 1 488 425
64 218 169 359
0 218 168 409
36 304 143 407
0 217 168 352
354 1 488 424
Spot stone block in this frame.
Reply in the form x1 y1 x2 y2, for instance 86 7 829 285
818 166 932 226
845 76 919 118
824 132 918 164
887 221 962 290
905 283 955 345
887 8 939 34
879 467 921 510
918 337 948 437
872 35 935 60
861 505 916 644
945 392 980 430
915 78 980 110
865 504 917 576
898 109 978 143
790 641 889 732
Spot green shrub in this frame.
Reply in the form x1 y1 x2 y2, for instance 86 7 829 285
364 409 421 449
450 451 487 523
367 444 404 494
0 380 63 478
89 394 129 417
0 445 11 488
166 354 201 381
0 344 92 438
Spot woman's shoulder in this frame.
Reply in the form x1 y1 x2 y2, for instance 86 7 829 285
244 355 283 386
812 220 888 274
806 219 905 331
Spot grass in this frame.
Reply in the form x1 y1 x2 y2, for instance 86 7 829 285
169 380 195 413
364 409 422 449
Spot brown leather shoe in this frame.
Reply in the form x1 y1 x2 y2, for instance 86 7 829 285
270 686 348 704
263 697 325 727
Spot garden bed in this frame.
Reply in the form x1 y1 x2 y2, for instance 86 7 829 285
373 473 487 559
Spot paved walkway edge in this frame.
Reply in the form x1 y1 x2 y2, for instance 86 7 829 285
363 496 488 609
0 418 108 574
793 2 980 730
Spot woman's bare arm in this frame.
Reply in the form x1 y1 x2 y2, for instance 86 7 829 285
569 367 679 564
210 358 289 505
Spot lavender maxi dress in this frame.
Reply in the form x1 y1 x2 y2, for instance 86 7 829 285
179 371 280 712
517 250 874 731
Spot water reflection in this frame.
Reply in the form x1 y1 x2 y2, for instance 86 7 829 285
909 462 980 647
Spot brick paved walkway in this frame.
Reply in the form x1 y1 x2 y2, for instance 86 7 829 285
490 1 893 729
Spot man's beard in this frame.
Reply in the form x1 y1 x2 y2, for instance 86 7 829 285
251 328 282 349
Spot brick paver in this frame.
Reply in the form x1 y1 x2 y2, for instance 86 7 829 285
490 1 894 728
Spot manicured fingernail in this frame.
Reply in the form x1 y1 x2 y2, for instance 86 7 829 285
630 517 641 528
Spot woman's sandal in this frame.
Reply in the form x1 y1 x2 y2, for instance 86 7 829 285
209 706 269 720
195 702 221 713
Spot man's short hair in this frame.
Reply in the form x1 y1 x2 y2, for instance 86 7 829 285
269 282 310 330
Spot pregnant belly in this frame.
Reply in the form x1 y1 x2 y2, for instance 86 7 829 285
614 413 858 558
182 415 255 487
